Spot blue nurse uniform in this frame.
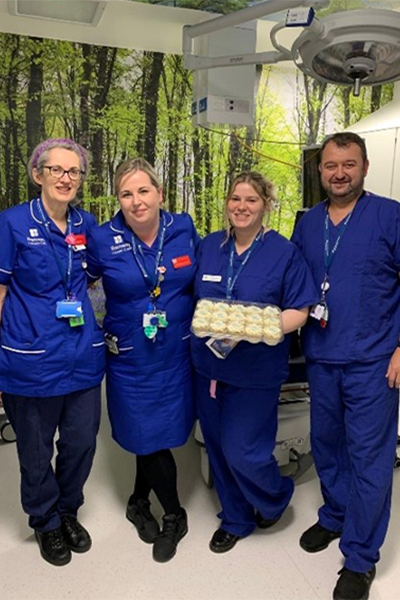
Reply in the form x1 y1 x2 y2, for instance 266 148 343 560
191 229 318 537
0 199 105 531
292 191 400 572
86 210 198 455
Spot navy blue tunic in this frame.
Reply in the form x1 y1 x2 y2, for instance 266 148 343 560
87 210 198 454
0 199 105 397
291 192 400 362
191 229 319 389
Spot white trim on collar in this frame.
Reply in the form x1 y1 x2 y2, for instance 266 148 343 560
30 198 83 226
109 210 174 234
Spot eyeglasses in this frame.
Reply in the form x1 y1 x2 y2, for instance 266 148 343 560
43 165 84 181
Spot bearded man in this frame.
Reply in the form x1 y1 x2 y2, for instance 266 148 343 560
292 132 400 600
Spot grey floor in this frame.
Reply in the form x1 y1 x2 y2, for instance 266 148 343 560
1 391 400 600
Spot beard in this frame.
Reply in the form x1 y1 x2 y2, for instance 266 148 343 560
322 178 365 205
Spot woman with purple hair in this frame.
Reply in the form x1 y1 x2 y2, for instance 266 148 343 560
0 139 105 566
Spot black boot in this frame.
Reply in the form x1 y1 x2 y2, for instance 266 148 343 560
61 515 92 553
152 508 188 563
126 497 160 544
35 528 72 566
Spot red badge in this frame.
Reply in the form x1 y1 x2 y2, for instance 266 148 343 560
65 233 87 246
172 255 192 269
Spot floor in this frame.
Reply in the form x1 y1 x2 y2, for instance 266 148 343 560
1 392 400 600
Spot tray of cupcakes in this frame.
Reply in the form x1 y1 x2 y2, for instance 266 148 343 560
191 298 283 346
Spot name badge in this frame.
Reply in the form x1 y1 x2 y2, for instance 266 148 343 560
202 274 222 282
172 255 192 269
65 233 87 246
56 299 83 318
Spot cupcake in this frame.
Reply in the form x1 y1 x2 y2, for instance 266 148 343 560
197 299 216 311
264 305 280 317
263 324 282 345
244 322 263 343
227 320 245 336
191 317 209 337
210 320 228 335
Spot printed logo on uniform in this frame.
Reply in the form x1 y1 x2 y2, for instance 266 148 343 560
27 228 46 246
111 234 131 255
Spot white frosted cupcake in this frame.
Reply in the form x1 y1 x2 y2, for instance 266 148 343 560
214 301 231 314
263 324 282 345
227 320 245 336
213 309 229 322
197 299 216 311
264 305 280 317
246 313 263 325
244 322 263 343
210 320 228 335
191 317 209 337
244 305 263 317
194 307 212 319
230 303 247 316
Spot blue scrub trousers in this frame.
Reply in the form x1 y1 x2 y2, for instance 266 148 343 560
196 373 294 537
307 359 399 573
2 385 101 532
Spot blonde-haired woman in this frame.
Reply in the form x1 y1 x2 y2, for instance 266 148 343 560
87 158 199 563
191 171 318 553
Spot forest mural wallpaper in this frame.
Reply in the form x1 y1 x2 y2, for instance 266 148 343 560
0 14 393 239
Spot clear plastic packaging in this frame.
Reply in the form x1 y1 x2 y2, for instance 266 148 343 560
191 298 284 346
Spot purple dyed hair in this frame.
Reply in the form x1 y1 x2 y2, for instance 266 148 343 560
27 138 91 186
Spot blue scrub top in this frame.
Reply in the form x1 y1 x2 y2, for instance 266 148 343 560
291 191 400 363
86 209 199 454
191 229 319 390
0 199 106 397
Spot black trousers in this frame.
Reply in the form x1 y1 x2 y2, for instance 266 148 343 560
3 386 101 532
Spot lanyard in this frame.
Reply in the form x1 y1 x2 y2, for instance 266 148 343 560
226 229 262 300
37 198 74 298
324 208 353 272
130 213 167 299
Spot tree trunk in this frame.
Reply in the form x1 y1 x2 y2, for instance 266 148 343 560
26 37 45 199
143 51 164 164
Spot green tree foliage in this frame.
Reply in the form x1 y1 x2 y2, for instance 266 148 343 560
0 31 393 237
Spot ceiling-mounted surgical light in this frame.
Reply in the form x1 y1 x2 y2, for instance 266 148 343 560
292 9 400 96
183 1 400 96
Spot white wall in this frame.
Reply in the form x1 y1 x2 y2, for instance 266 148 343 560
348 82 400 200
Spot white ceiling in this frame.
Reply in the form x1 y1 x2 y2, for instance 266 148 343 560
1 0 400 55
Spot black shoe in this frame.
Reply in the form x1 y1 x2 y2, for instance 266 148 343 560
61 515 92 553
300 522 341 553
152 508 188 563
35 528 72 566
126 498 160 544
209 528 241 553
333 566 376 600
255 511 281 529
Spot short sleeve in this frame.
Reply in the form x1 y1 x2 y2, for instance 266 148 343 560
0 212 16 285
282 244 319 310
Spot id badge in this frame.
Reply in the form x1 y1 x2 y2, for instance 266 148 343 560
142 311 168 328
206 337 237 360
105 333 119 355
56 299 83 319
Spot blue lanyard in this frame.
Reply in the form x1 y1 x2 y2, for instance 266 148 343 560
130 213 167 294
324 208 353 272
226 229 262 300
37 198 74 298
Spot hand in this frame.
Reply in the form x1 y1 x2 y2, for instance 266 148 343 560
386 348 400 388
